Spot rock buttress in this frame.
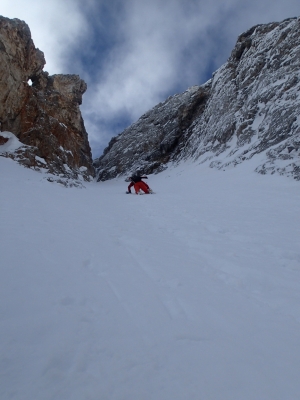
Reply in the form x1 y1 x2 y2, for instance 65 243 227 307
0 16 94 179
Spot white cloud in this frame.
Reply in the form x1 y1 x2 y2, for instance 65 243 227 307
1 0 89 74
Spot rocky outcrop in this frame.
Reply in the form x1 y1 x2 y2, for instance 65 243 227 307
0 16 94 180
95 17 300 181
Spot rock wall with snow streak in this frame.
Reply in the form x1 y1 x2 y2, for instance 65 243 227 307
94 17 300 181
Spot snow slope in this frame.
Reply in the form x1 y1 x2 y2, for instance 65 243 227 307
1 156 300 400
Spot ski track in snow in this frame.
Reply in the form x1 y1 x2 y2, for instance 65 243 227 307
1 157 300 400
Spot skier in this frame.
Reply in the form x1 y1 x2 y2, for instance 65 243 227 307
126 174 151 194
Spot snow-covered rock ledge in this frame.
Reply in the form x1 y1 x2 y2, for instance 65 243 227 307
0 132 94 187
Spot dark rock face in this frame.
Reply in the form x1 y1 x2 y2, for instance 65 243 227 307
95 17 300 181
0 16 94 180
94 84 210 180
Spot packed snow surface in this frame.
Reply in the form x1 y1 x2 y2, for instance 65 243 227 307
1 156 300 400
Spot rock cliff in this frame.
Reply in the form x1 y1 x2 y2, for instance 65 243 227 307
0 16 94 183
94 17 300 181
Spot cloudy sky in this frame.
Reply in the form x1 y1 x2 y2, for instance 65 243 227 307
1 0 300 157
